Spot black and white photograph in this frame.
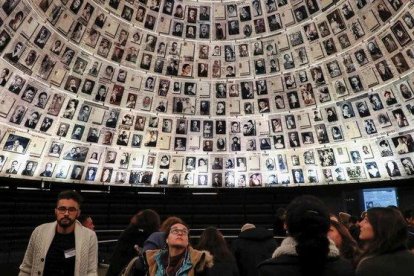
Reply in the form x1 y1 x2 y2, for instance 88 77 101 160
326 10 346 34
62 146 88 162
9 105 27 124
4 41 25 63
381 33 398 53
3 133 30 154
0 0 414 189
391 21 412 47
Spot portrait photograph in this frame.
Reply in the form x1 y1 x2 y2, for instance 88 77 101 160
4 40 26 64
391 53 409 74
294 6 308 23
401 157 414 175
21 49 39 70
338 33 351 49
396 80 413 100
55 164 69 179
346 166 366 180
34 26 51 49
326 9 346 34
48 141 64 157
9 105 27 125
350 20 365 40
47 4 64 25
317 148 337 166
84 166 97 181
21 85 38 103
3 133 30 154
391 134 414 154
381 33 399 53
131 134 143 148
0 30 11 54
174 137 187 151
70 165 84 180
331 126 344 141
62 146 89 162
268 14 282 32
366 162 381 178
391 21 412 47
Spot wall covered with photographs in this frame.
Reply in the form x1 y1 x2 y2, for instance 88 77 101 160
0 0 414 187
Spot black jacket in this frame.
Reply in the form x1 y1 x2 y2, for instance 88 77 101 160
407 226 414 250
106 224 152 276
356 249 414 276
206 258 239 276
231 228 278 276
258 255 354 276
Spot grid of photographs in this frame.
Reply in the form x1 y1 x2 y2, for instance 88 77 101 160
0 0 413 187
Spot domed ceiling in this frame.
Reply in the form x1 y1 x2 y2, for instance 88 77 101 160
0 0 413 187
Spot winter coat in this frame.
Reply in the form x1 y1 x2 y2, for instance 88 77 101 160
258 237 354 276
143 232 166 251
106 224 152 276
206 258 239 276
356 249 414 276
407 226 414 250
145 247 213 276
231 227 278 276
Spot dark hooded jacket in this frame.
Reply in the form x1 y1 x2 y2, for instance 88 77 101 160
356 248 414 276
258 237 354 276
106 224 151 276
231 227 278 276
407 225 414 250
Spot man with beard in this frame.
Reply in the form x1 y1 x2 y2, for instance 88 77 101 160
19 190 98 275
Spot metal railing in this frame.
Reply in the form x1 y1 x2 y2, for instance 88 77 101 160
96 228 286 244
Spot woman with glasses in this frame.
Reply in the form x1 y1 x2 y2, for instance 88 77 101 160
143 217 183 251
130 222 213 275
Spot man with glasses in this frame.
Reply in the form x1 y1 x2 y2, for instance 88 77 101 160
19 190 98 275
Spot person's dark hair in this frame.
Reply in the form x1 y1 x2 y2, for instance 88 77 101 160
130 209 160 234
57 190 83 207
379 140 387 147
196 227 235 262
403 209 414 220
285 195 330 275
276 207 286 218
349 216 358 224
330 220 360 263
78 214 90 224
160 216 183 232
360 207 407 259
16 11 24 18
387 205 400 211
274 207 287 236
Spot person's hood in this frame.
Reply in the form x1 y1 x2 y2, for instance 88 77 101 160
272 237 339 258
238 227 274 240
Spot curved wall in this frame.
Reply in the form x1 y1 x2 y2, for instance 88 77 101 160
0 0 414 187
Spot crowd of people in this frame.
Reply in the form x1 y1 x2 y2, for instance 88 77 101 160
18 191 414 275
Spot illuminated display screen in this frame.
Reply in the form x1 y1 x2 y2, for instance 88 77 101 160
363 187 398 210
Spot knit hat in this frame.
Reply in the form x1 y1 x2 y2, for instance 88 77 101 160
241 223 255 232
